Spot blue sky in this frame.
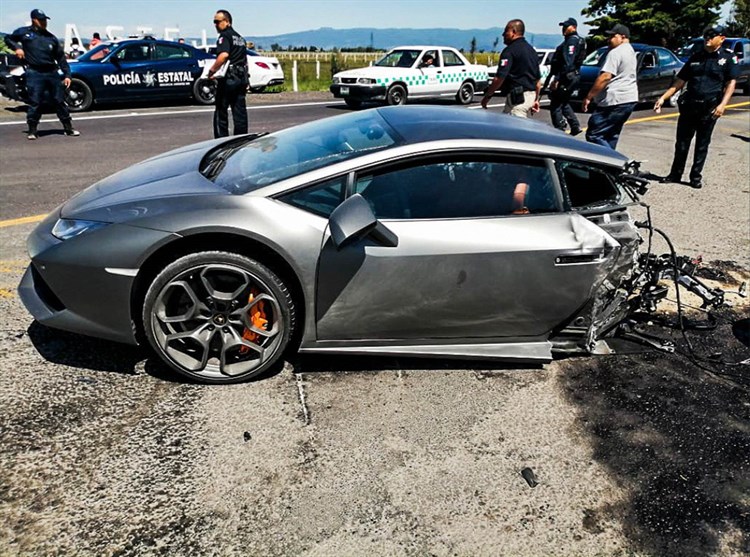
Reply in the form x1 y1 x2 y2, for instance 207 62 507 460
0 0 733 38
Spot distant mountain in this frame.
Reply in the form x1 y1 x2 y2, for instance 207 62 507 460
247 27 562 51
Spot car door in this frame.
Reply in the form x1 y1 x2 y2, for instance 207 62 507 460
656 47 681 91
440 49 471 94
106 42 157 99
315 153 621 341
412 49 443 95
637 49 660 99
150 43 200 98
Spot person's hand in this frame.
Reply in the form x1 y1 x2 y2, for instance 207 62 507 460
531 100 540 114
480 95 489 109
63 77 71 88
550 81 558 91
582 98 591 113
712 104 726 118
654 97 664 114
15 48 25 60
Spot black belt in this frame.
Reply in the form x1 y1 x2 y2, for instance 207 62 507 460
28 64 56 72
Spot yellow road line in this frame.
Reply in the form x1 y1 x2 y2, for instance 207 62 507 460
626 101 750 125
0 214 46 228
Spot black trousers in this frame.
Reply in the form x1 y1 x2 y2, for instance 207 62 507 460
26 68 71 127
213 76 248 138
549 78 580 132
669 103 718 183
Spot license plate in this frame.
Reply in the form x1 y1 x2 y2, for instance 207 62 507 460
340 86 349 95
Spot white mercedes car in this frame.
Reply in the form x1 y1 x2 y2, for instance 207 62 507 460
207 47 284 92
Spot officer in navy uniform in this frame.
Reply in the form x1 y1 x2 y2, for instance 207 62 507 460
546 17 586 135
654 25 738 188
5 8 79 140
207 9 249 138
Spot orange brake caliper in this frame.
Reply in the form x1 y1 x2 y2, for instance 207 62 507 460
240 289 268 353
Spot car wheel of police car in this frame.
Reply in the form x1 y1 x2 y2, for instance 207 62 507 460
142 251 296 384
456 81 474 105
65 78 93 112
386 84 407 106
344 98 362 109
192 78 216 106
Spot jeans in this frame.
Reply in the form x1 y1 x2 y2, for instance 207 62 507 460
213 74 248 138
25 68 71 126
669 103 718 183
585 102 637 150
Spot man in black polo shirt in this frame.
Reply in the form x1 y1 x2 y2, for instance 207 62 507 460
5 8 80 140
207 9 249 138
654 25 738 189
481 19 541 118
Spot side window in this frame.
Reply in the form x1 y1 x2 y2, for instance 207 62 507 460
641 51 657 69
278 176 346 218
353 157 558 220
441 50 465 67
734 42 744 59
154 44 191 60
657 48 675 66
559 162 621 209
115 44 150 62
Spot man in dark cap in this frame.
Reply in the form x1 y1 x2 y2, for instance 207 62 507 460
582 23 638 149
546 17 586 135
653 25 738 189
5 9 80 140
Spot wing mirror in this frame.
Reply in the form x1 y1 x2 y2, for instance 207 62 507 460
328 193 398 250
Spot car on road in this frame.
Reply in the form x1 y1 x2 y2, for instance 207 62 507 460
207 47 285 93
20 105 660 384
677 37 750 94
0 37 217 111
571 44 684 106
487 47 555 84
330 45 489 107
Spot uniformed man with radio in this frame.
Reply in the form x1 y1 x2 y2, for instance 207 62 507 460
5 8 80 140
547 17 586 135
207 9 249 138
654 25 738 189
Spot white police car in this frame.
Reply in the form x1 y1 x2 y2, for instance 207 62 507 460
330 46 489 108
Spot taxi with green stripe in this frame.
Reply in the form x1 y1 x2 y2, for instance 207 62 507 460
331 46 489 108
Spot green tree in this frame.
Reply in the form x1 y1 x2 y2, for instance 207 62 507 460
469 36 477 56
582 0 725 49
726 0 750 37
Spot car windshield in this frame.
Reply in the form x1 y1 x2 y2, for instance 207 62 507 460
582 47 608 66
206 110 402 194
78 43 116 62
375 49 421 68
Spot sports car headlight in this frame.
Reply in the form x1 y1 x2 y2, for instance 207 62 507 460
333 77 341 84
357 78 376 84
51 218 110 240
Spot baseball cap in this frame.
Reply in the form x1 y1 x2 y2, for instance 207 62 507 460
703 24 727 38
605 23 630 38
30 9 50 20
559 18 578 28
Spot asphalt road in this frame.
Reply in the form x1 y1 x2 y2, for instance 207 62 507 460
0 92 749 556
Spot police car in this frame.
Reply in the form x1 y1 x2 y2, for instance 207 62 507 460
330 46 489 108
0 38 216 111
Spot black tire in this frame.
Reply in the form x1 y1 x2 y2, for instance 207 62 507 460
143 251 296 384
386 84 407 106
192 78 216 105
456 81 475 105
344 97 362 109
65 78 93 112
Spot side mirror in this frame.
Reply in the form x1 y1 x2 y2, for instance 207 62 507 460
329 193 398 250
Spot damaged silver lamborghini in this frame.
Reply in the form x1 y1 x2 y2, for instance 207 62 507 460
19 106 725 383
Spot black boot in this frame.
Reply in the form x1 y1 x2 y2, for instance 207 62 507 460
27 122 38 140
62 119 80 137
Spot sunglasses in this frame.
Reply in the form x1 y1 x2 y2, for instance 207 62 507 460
213 19 225 24
703 33 718 39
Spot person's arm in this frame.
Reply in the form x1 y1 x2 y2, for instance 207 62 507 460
531 78 541 113
481 76 505 108
561 36 577 74
56 41 72 87
5 28 24 60
582 71 612 112
482 49 512 108
653 78 685 112
713 80 736 118
208 52 229 78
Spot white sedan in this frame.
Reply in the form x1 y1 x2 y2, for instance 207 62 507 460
330 45 489 108
488 48 555 83
207 48 284 92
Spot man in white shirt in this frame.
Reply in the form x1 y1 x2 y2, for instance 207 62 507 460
582 24 638 149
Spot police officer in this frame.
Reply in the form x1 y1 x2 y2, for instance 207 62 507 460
654 25 738 189
207 10 249 138
546 17 586 135
481 19 541 118
5 8 79 140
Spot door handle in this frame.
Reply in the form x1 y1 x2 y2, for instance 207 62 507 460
437 70 442 74
554 250 605 265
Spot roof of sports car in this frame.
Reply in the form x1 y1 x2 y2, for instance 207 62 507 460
375 106 629 165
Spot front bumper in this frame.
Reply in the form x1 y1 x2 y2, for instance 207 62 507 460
330 83 387 101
